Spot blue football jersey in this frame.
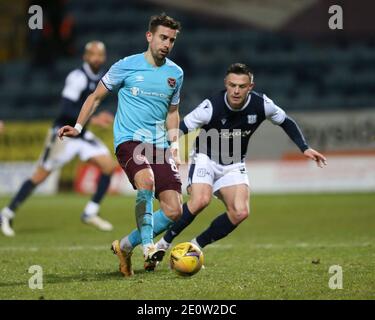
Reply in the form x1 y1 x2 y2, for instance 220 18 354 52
101 53 184 150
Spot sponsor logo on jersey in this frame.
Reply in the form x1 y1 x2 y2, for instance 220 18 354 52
167 77 176 88
220 130 252 138
130 87 168 99
221 118 227 125
135 75 144 82
248 114 257 124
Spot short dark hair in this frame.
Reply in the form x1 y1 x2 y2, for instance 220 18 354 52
148 13 181 33
226 63 254 83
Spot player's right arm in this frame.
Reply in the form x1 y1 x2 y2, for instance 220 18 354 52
58 82 109 139
58 58 127 139
179 99 213 136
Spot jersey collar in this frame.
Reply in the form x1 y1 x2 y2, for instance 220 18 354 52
224 92 251 112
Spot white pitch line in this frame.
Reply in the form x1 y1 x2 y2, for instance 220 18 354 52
252 242 373 249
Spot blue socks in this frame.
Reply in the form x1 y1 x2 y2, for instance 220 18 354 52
135 189 155 246
8 179 36 212
128 209 174 248
195 213 237 248
164 202 196 243
140 212 153 246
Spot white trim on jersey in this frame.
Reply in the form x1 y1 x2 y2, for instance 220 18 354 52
224 92 251 112
183 99 213 131
183 92 287 132
263 93 286 125
61 69 88 102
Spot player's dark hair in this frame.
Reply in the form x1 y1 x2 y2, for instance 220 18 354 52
226 63 254 83
149 13 181 33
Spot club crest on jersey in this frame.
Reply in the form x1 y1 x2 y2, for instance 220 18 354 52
221 118 227 125
248 114 257 124
167 77 176 88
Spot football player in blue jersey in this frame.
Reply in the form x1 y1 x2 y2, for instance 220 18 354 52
154 63 327 254
58 14 184 276
0 41 116 237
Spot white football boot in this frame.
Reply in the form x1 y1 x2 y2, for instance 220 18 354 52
81 214 113 231
0 207 16 237
155 237 172 251
143 244 166 271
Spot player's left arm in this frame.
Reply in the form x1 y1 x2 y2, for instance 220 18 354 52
166 104 181 167
264 95 327 168
167 70 184 166
280 117 327 168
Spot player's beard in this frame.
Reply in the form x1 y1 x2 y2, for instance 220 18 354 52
230 96 245 108
89 62 102 74
155 48 169 62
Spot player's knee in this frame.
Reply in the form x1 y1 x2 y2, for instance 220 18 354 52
30 176 43 185
142 178 155 190
229 207 249 225
31 170 49 184
191 194 211 212
105 162 117 175
99 158 117 175
136 175 155 190
163 203 182 221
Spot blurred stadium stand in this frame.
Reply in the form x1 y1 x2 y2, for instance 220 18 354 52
0 0 374 120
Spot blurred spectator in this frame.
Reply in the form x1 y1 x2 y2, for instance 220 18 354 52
0 121 4 134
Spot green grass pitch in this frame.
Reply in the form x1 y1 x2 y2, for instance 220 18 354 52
0 193 374 300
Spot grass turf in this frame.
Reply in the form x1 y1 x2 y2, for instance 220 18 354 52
0 193 374 300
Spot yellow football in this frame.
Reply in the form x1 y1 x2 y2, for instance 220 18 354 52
169 242 204 276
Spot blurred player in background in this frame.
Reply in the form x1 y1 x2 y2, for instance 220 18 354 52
58 13 184 276
0 120 4 134
154 63 327 253
0 41 116 237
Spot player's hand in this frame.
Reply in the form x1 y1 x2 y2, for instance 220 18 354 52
303 148 327 168
58 125 80 140
170 147 181 169
90 111 114 128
